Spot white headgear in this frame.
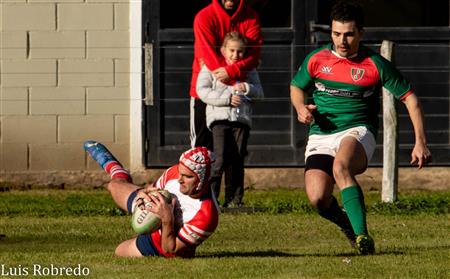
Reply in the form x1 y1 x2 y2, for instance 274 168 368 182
179 147 215 190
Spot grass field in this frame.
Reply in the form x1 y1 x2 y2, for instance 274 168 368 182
0 189 448 279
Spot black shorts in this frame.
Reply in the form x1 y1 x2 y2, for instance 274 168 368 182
305 154 334 178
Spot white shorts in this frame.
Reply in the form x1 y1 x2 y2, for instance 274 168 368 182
304 126 376 162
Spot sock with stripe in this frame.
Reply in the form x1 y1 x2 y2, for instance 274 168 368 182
104 161 132 182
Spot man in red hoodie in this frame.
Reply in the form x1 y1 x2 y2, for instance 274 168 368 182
190 0 263 149
190 0 262 204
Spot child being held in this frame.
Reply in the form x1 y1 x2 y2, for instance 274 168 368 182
197 31 264 207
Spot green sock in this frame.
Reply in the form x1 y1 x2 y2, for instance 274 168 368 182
341 185 367 235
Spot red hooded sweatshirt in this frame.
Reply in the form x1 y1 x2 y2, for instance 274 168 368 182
190 0 263 98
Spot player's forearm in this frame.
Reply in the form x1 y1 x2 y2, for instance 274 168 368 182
290 85 307 112
160 217 177 253
403 94 427 144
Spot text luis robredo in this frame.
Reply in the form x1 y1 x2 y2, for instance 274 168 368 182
1 264 90 277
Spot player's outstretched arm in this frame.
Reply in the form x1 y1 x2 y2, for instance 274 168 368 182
401 93 432 168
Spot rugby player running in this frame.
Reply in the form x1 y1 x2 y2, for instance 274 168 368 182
290 1 432 254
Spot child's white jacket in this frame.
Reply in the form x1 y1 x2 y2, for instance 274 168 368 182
196 65 264 129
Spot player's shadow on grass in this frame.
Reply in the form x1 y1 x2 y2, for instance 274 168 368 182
198 250 300 258
198 250 358 258
198 249 412 258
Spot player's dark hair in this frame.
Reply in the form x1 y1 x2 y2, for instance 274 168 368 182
330 1 365 30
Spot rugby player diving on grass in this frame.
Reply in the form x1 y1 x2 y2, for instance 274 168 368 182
84 141 219 258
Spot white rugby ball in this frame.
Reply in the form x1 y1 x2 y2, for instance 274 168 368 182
131 190 172 234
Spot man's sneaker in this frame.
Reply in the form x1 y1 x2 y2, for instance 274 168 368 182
341 228 357 248
83 140 117 169
356 234 375 255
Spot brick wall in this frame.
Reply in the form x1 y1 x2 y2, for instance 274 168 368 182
0 1 131 174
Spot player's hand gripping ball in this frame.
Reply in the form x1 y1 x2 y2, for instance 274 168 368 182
131 189 172 234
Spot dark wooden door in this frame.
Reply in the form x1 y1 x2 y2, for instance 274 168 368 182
142 0 316 167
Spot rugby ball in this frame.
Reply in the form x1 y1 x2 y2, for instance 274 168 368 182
131 190 172 234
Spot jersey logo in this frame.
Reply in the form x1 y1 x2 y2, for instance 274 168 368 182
320 66 333 74
351 68 365 81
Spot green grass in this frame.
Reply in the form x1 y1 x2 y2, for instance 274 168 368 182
242 188 450 215
0 189 449 279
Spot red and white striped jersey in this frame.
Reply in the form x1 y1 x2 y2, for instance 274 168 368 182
150 165 219 257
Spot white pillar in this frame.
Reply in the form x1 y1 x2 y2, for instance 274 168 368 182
380 40 398 203
129 0 144 171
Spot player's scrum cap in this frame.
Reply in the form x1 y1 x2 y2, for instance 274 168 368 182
179 147 215 190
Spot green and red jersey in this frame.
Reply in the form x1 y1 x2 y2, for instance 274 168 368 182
291 43 413 136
